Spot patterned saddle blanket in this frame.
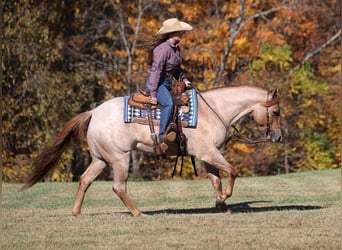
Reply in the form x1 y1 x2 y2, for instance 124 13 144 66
123 89 198 128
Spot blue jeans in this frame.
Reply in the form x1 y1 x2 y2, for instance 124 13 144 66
146 78 173 142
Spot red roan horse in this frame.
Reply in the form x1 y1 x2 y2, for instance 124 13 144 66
23 85 282 216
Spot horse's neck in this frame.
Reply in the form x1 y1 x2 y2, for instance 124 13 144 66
202 86 267 125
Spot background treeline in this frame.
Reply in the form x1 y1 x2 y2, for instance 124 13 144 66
2 0 340 182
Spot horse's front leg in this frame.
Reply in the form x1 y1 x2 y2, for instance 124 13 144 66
202 150 238 211
205 163 228 212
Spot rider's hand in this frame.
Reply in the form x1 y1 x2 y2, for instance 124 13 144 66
184 80 192 88
150 96 158 105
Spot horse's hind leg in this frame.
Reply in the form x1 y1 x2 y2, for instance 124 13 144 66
72 158 106 216
110 151 145 217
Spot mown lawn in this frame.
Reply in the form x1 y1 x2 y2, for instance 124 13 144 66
2 169 341 249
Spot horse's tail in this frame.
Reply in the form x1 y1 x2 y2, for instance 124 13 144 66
22 111 92 190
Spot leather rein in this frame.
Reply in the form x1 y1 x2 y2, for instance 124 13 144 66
192 86 273 145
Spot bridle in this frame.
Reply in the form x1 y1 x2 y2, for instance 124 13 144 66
231 92 272 144
193 86 274 144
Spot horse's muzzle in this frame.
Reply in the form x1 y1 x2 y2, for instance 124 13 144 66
267 131 283 143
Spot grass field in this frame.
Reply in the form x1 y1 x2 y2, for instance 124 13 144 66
2 169 341 250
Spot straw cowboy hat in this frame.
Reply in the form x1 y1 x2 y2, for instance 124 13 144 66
155 18 193 35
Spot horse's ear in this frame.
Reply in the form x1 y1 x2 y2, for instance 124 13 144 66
271 88 278 99
262 88 279 107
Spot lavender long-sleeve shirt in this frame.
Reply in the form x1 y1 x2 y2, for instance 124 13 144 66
147 40 188 98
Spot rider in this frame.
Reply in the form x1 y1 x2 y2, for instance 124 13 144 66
145 18 193 150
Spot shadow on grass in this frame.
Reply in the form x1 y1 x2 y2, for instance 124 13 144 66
144 201 323 215
65 201 323 217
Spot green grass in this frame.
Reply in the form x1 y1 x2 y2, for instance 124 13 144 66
2 169 341 249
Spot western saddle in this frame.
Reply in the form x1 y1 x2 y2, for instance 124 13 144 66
128 82 190 156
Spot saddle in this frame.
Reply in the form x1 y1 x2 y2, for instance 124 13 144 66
128 81 198 177
128 82 189 110
128 82 190 155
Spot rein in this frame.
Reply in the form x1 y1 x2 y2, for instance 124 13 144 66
230 125 268 144
192 86 230 131
192 86 272 144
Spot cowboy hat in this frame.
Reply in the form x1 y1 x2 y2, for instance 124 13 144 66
155 18 193 35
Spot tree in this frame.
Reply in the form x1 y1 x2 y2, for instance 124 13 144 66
2 0 340 182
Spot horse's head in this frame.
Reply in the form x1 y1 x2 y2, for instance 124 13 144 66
252 88 282 142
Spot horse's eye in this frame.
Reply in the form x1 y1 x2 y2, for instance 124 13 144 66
273 110 280 116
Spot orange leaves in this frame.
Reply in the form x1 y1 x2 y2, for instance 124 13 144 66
143 18 158 34
113 49 128 58
232 143 255 154
173 2 205 21
211 21 230 39
221 1 239 19
299 21 318 37
255 29 285 46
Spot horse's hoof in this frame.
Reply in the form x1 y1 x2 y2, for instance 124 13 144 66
215 199 229 213
133 212 148 217
72 211 81 217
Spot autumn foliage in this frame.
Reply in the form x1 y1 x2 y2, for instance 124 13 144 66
2 0 341 182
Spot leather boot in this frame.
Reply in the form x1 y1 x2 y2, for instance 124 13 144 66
165 131 176 142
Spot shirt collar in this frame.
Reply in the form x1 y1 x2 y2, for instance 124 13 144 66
167 40 179 48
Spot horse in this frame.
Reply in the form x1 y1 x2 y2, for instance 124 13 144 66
22 85 282 216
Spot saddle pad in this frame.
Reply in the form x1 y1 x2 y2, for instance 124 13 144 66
123 89 198 128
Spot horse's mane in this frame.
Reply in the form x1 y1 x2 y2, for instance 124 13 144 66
200 85 267 93
199 85 278 107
